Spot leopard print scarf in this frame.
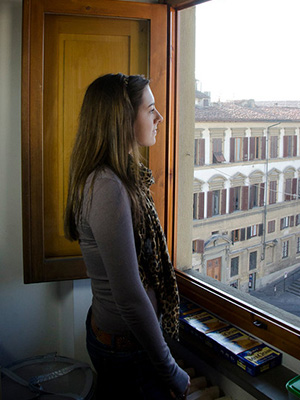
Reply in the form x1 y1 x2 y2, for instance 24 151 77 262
133 161 180 340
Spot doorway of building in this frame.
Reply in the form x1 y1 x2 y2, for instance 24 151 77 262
207 257 221 280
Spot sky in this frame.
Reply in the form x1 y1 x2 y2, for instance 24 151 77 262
195 0 300 102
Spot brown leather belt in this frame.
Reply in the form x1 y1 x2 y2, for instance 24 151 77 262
91 314 141 352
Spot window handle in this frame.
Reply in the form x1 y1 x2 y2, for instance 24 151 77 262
253 319 267 330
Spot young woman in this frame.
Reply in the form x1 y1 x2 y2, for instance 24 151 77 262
64 73 190 399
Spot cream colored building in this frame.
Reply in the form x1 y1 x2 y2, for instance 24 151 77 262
192 98 300 292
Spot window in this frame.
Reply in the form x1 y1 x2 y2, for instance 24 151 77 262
230 137 243 162
231 186 240 211
268 220 276 233
212 190 220 215
270 136 278 158
249 136 266 160
297 237 300 254
282 240 289 258
232 229 240 243
175 0 300 359
285 178 292 201
247 224 263 239
283 135 297 157
269 180 277 204
280 216 289 230
249 184 258 208
230 257 239 277
249 225 257 238
249 251 257 270
212 138 225 163
193 239 204 254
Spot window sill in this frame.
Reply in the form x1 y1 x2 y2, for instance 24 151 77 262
176 270 300 358
170 329 295 400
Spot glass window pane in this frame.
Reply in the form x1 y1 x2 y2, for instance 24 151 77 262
176 0 300 327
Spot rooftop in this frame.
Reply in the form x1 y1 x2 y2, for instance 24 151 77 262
195 99 300 123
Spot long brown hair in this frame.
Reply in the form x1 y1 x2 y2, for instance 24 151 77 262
64 73 150 241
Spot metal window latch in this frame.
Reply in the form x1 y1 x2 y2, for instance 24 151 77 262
253 319 268 330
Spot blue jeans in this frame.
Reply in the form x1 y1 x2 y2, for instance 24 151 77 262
86 309 174 399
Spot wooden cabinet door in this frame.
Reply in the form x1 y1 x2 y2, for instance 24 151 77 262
22 0 168 283
44 15 149 259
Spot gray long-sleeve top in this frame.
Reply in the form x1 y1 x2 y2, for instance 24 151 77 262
77 167 189 394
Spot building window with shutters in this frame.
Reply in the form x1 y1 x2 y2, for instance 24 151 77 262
230 137 244 162
249 136 266 160
231 228 245 243
212 138 225 163
280 216 289 230
193 239 204 254
284 176 297 201
249 184 259 208
268 220 276 233
247 224 263 239
283 135 297 158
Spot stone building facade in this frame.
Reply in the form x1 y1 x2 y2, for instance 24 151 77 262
192 98 300 291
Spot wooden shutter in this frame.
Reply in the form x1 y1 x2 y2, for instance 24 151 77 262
22 0 168 283
242 186 249 211
283 136 289 157
199 138 205 165
293 135 298 157
207 191 213 218
261 136 266 159
292 178 297 199
240 228 245 241
285 178 291 201
243 137 248 161
260 183 265 207
269 181 276 204
229 187 234 213
198 192 204 220
247 226 251 239
195 239 204 254
221 188 226 215
230 138 235 162
249 137 255 160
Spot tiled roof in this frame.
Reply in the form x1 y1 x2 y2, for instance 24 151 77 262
195 101 300 122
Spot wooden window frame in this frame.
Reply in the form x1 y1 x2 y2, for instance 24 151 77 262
168 1 300 359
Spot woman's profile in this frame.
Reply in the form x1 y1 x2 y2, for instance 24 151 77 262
64 73 190 399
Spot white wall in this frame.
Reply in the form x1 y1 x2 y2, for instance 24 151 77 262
0 0 92 367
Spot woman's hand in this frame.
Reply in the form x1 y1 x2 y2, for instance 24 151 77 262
170 376 191 399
